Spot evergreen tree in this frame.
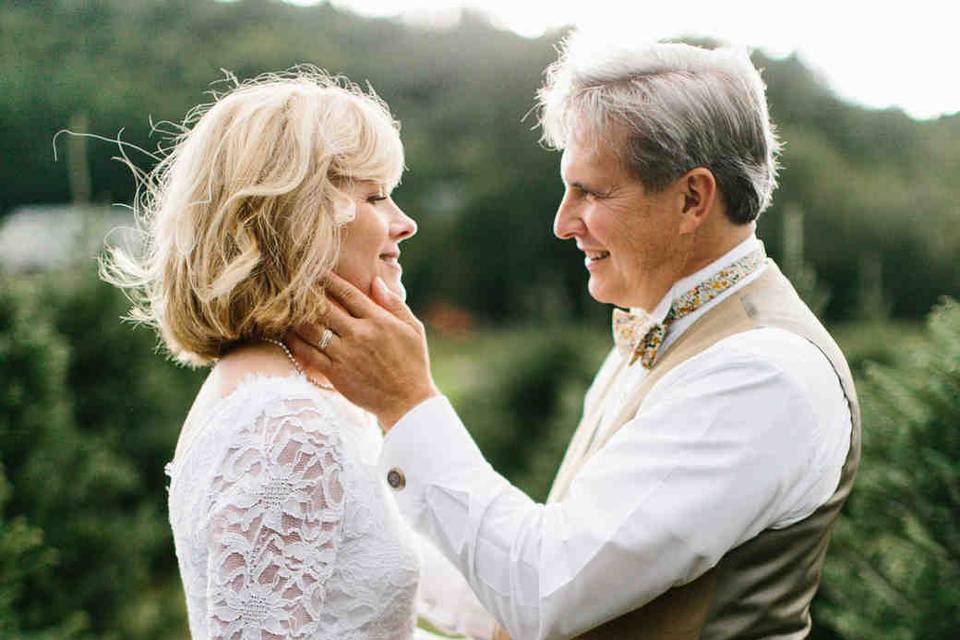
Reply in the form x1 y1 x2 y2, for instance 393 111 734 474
0 271 199 639
0 278 89 639
815 298 960 639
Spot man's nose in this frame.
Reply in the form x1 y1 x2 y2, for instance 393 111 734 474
553 193 583 239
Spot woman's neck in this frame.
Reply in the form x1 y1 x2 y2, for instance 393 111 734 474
216 341 335 394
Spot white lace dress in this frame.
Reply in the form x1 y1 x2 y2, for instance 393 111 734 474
165 373 423 640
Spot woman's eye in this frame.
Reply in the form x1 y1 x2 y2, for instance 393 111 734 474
367 195 387 204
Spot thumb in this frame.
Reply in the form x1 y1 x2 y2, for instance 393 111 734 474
372 277 418 325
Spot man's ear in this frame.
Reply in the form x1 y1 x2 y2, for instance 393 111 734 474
677 167 717 234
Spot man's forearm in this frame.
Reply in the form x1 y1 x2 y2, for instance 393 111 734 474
378 352 833 639
377 397 689 639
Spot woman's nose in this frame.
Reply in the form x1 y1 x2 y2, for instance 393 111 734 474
392 204 417 240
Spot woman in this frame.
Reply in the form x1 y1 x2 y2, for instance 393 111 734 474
103 70 493 639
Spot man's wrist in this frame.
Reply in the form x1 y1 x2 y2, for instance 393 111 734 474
379 385 440 432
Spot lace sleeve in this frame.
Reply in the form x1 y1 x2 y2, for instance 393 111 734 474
204 396 346 639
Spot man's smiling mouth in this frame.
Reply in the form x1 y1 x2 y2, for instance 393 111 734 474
584 250 610 266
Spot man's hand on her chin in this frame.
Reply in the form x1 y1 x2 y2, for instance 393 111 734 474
286 274 439 431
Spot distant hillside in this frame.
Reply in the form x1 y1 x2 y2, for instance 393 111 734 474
2 0 956 320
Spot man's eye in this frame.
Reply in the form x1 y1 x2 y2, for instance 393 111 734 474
575 186 603 200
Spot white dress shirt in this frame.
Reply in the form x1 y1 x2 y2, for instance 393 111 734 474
382 235 852 640
416 531 501 638
596 235 768 446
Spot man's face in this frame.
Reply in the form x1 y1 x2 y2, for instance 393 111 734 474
554 129 685 310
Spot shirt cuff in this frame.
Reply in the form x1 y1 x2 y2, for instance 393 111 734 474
378 395 494 525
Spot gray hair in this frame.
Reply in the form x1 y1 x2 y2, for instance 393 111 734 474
537 31 781 224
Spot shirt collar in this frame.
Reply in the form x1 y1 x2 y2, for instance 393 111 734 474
633 234 764 324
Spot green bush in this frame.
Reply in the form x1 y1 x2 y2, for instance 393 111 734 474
814 298 960 639
446 325 608 501
0 270 201 640
0 276 91 639
831 319 925 377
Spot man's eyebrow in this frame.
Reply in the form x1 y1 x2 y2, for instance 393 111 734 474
570 180 612 196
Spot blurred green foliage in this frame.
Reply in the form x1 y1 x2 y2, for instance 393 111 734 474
0 273 200 639
1 1 958 638
813 299 960 639
433 326 608 501
1 0 957 324
0 279 86 640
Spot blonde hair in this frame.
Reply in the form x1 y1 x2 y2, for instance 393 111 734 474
101 68 404 366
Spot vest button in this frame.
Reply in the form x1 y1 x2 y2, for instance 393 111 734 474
386 468 406 491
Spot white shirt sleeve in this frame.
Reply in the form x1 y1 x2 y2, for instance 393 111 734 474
379 329 850 640
416 531 499 639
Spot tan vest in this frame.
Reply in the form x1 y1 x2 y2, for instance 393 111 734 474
496 262 861 640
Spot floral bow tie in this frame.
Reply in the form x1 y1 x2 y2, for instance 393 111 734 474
613 248 767 368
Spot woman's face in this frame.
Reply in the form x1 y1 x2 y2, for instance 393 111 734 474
335 181 417 300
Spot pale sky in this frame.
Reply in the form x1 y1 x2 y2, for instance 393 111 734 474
287 0 958 120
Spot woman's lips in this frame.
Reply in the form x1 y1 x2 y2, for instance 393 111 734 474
379 253 402 271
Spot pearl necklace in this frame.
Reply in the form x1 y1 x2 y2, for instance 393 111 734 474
262 337 335 391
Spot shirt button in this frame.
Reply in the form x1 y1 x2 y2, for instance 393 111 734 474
386 468 406 491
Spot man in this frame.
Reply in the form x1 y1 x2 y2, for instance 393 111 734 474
290 32 859 640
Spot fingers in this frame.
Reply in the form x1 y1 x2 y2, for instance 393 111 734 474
324 272 382 318
320 300 354 337
287 328 334 367
293 323 342 355
371 277 421 328
293 323 325 348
